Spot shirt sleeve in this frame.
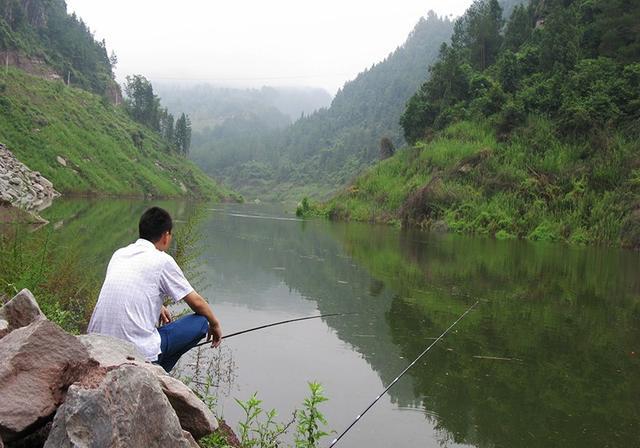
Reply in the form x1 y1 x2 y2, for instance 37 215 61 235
159 256 194 302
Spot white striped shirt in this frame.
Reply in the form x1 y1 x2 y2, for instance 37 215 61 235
88 238 193 361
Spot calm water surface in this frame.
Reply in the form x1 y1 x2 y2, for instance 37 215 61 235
40 200 640 448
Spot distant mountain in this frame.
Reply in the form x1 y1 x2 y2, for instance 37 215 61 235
154 84 332 131
189 11 456 200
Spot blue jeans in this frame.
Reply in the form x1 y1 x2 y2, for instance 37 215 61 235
156 314 209 372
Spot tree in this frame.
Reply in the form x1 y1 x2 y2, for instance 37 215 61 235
379 137 395 160
159 108 174 144
174 113 192 156
503 4 532 52
123 75 160 130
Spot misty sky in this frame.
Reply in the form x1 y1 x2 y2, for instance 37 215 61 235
66 0 473 94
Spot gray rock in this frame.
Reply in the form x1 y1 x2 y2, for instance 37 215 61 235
0 320 8 339
158 374 218 439
183 430 200 448
0 320 91 442
0 288 46 336
45 365 195 448
56 156 67 167
78 334 146 368
79 339 220 441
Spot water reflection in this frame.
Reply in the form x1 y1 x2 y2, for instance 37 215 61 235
30 200 640 447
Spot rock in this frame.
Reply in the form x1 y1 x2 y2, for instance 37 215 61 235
78 334 146 368
56 156 67 167
157 374 218 439
0 144 58 217
44 365 195 448
0 320 7 339
0 320 91 442
217 420 242 448
183 430 200 448
0 288 46 336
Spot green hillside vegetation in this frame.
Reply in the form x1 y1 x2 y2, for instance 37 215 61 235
0 0 116 95
306 0 640 249
186 12 455 200
0 68 236 199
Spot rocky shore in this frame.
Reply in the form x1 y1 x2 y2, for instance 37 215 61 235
0 289 229 447
0 143 59 221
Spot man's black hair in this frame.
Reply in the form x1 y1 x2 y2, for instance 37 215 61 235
139 207 173 242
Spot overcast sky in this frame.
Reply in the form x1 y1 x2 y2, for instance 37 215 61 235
65 0 473 94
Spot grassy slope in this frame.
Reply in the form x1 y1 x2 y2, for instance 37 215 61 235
312 120 640 248
0 68 238 200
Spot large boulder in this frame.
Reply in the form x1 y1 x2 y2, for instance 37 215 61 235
0 320 91 442
0 289 46 338
77 333 217 439
78 333 169 377
44 365 196 448
157 374 218 439
77 333 145 368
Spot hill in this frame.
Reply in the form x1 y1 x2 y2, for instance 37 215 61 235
305 0 640 249
0 0 235 200
0 0 117 97
0 68 236 200
188 11 455 201
154 84 332 131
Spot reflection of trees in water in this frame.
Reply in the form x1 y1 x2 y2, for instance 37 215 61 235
199 213 422 405
55 202 640 447
332 225 640 448
39 198 198 281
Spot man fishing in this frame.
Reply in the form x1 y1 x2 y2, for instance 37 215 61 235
87 206 222 372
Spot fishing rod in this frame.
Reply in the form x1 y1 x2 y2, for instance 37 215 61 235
193 312 353 348
328 301 479 447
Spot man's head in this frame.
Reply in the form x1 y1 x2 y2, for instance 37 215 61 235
139 207 173 251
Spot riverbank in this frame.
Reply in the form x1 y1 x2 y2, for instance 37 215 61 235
0 68 239 202
301 120 640 249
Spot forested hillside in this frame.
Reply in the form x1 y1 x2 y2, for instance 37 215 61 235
0 0 116 96
310 0 640 248
189 11 455 200
0 69 235 199
0 0 235 200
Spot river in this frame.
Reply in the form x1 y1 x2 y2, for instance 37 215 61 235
36 199 640 448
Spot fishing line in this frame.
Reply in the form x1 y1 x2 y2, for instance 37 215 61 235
193 312 353 347
328 301 479 447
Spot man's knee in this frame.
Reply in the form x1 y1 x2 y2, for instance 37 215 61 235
186 313 208 338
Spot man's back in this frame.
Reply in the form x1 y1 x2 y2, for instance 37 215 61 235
88 238 192 361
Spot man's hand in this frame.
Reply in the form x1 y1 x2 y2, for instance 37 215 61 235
207 322 223 348
159 305 172 326
183 291 223 348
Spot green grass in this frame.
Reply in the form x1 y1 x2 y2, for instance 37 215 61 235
307 119 640 248
0 68 239 201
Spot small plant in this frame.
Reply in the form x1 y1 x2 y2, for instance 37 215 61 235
294 382 330 448
296 197 311 217
235 393 291 448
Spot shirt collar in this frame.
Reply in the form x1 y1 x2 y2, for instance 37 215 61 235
136 238 157 250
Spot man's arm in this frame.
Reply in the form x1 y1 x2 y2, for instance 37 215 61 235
183 291 223 347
